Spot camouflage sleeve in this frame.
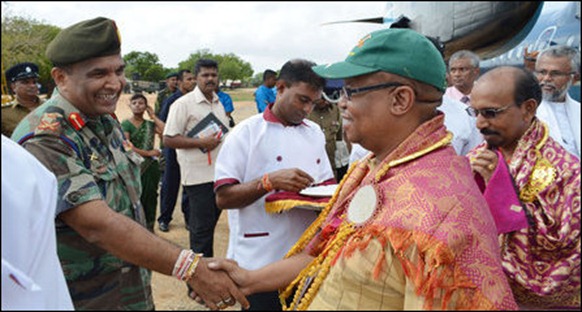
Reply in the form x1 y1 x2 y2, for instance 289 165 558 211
22 134 103 217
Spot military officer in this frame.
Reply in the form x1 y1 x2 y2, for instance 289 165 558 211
155 71 179 115
11 17 247 311
2 62 44 137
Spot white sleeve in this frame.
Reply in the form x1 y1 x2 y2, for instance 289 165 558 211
215 124 250 183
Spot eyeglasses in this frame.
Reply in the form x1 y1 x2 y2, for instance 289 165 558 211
341 82 404 101
465 103 516 119
534 70 574 79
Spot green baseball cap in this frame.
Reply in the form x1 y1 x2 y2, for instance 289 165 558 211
46 17 121 66
313 28 447 92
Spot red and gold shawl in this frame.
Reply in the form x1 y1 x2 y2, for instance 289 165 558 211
467 119 581 309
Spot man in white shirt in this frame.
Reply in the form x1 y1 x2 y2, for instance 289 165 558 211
534 45 581 158
444 50 481 105
214 59 335 310
164 59 227 260
1 135 74 310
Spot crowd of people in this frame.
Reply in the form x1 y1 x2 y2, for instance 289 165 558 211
2 14 580 311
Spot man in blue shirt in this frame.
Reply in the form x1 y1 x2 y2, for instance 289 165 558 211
216 83 235 127
254 69 277 113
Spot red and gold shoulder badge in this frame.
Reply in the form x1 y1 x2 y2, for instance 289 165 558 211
36 112 62 134
68 112 86 131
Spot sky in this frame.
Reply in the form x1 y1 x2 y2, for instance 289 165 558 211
2 1 389 75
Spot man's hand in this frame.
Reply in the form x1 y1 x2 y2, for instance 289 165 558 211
469 148 499 184
199 133 222 152
186 258 249 310
268 168 314 193
190 258 253 309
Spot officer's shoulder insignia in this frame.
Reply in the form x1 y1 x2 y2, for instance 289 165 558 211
68 112 86 131
2 101 14 108
35 112 63 134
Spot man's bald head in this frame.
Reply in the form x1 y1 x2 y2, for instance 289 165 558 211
475 66 541 111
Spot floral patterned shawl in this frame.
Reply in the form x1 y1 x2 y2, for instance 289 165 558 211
467 119 581 309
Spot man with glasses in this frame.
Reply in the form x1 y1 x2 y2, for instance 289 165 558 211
444 50 481 104
205 29 517 310
534 45 580 158
466 66 580 309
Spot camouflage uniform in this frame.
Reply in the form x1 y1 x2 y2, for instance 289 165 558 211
307 103 342 175
154 87 172 116
11 90 153 310
1 97 45 138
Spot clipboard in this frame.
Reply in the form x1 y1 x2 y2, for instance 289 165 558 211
187 112 229 152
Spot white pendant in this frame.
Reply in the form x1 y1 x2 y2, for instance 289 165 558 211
347 185 377 225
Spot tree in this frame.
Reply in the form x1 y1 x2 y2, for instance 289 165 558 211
178 49 253 83
1 15 61 94
123 51 166 82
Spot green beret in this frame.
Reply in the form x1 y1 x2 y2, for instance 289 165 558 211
165 72 179 79
313 28 447 92
46 17 121 66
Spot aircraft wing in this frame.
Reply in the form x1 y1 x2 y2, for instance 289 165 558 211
325 2 544 60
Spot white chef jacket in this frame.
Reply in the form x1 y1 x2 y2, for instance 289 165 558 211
214 107 335 270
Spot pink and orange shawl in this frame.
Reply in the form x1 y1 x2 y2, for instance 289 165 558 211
283 115 517 310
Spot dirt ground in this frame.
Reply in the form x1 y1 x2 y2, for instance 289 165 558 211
115 91 257 310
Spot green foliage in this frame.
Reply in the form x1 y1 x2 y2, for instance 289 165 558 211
123 51 166 82
1 15 61 92
178 49 254 82
2 13 256 94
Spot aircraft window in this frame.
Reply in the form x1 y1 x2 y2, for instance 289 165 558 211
508 48 514 59
567 36 575 47
518 46 525 60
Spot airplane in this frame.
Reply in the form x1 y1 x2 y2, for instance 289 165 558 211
323 1 580 101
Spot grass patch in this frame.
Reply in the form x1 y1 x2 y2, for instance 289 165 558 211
224 87 255 102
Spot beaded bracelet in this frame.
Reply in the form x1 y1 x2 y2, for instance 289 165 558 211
173 250 204 281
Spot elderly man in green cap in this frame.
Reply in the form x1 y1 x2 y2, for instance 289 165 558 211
11 17 248 311
201 28 518 310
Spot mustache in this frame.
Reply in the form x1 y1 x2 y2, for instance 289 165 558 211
540 82 556 89
480 128 499 136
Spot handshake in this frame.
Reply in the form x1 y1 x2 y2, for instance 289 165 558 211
182 253 251 310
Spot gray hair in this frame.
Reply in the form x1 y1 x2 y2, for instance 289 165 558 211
537 45 580 75
448 50 480 68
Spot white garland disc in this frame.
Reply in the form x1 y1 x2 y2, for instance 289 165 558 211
347 185 377 224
